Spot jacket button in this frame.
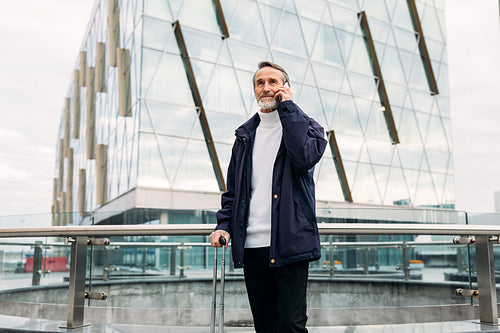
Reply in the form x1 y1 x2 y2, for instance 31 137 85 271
273 194 278 199
241 200 245 203
270 259 275 264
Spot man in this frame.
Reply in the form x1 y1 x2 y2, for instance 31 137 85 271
209 61 327 332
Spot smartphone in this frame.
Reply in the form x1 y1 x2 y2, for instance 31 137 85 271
276 95 282 103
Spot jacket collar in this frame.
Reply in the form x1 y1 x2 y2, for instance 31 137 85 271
235 113 260 139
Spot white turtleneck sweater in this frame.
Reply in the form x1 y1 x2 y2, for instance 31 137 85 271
245 109 283 248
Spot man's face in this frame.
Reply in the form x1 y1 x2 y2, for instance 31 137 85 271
254 67 285 112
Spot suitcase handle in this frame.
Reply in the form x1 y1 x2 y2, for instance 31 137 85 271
219 236 227 246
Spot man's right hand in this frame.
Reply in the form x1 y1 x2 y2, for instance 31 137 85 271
209 230 230 248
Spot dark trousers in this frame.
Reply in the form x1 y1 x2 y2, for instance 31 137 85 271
243 247 309 333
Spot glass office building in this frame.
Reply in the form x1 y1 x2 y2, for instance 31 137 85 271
52 0 453 226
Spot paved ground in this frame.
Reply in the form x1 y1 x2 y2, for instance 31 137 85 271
1 315 500 333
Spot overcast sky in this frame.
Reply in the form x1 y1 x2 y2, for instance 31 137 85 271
0 0 499 218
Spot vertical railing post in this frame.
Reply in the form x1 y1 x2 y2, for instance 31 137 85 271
32 241 43 286
65 237 89 328
102 246 109 281
363 248 369 275
402 244 410 281
329 246 335 279
475 235 498 325
170 246 177 276
179 246 185 278
142 247 147 273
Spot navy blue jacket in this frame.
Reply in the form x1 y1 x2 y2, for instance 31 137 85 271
215 100 327 268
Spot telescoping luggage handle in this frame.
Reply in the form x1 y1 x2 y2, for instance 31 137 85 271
210 236 227 333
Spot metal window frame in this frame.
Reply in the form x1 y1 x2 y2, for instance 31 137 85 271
328 130 353 203
211 0 230 39
358 11 400 144
406 0 439 95
173 20 226 192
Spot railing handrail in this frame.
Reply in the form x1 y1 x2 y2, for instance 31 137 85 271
0 223 499 238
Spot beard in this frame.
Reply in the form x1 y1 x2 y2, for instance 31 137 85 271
258 95 278 110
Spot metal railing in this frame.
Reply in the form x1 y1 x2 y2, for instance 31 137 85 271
0 222 499 328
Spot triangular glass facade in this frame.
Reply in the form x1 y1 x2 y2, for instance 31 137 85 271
53 0 454 222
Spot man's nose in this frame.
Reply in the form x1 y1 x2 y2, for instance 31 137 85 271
262 82 271 91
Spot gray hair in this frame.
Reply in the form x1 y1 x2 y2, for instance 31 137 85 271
252 61 290 88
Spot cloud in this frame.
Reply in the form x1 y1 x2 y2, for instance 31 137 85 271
0 0 94 216
446 0 500 212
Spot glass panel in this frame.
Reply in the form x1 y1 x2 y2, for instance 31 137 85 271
366 17 390 44
178 0 220 34
397 145 424 171
425 115 449 151
365 138 395 166
380 46 406 85
311 61 345 92
270 51 309 84
425 38 445 62
315 154 347 202
360 0 389 22
336 133 364 162
390 0 414 31
419 3 444 42
206 110 247 145
0 239 71 297
258 3 282 43
319 88 339 130
143 101 203 140
174 138 220 191
272 10 308 57
312 24 344 67
393 26 418 53
346 34 374 76
144 0 172 21
235 68 256 113
329 4 359 33
230 0 268 46
155 134 189 185
335 29 355 64
296 85 328 129
347 72 376 100
352 162 382 204
137 132 170 188
398 109 424 147
182 28 223 63
294 0 326 22
190 59 216 99
372 164 390 201
220 0 239 23
203 65 247 116
299 17 321 57
228 39 270 72
384 82 407 107
215 142 233 182
257 0 286 9
332 94 363 136
384 166 411 205
413 170 439 207
408 53 429 91
141 50 195 106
